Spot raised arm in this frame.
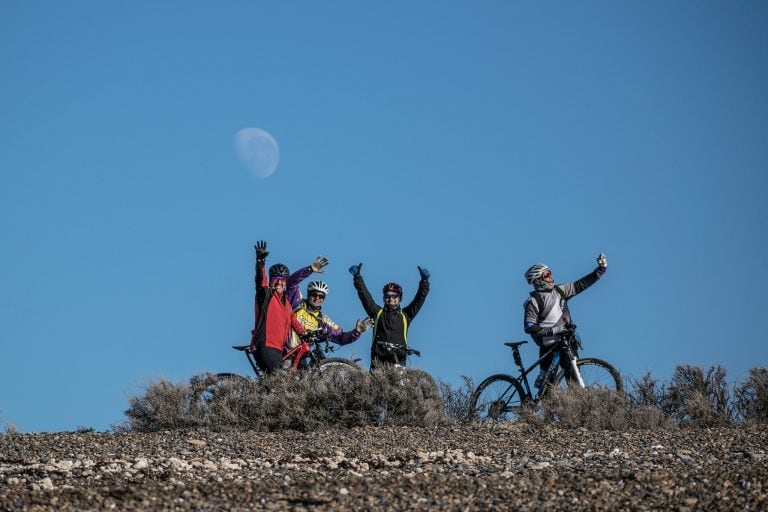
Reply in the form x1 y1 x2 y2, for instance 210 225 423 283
254 241 269 295
322 315 371 346
402 266 430 321
558 253 608 299
350 263 381 318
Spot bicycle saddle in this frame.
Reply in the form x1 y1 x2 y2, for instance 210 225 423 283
504 341 528 348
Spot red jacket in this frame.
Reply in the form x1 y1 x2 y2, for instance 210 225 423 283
250 260 306 351
264 293 304 350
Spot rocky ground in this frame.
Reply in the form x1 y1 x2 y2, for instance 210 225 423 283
1 424 766 511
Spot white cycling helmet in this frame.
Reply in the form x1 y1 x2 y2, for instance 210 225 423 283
524 263 550 284
307 280 329 295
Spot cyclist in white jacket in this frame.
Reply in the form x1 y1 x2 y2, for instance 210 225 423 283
523 253 607 389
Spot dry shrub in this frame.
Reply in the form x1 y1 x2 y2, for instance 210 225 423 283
733 367 768 425
121 367 445 433
437 376 475 423
625 372 672 429
119 379 204 432
664 365 732 427
539 387 628 430
628 372 666 409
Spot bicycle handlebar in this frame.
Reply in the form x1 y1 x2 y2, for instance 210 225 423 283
375 341 421 357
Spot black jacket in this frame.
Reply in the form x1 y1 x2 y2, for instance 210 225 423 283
353 274 429 365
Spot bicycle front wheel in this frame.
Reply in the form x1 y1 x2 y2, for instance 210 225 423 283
314 358 362 382
554 358 623 392
469 374 526 422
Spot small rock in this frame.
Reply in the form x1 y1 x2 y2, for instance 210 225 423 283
39 477 54 490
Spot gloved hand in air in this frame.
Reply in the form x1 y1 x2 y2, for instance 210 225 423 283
355 317 373 334
597 253 608 269
255 240 269 261
349 263 363 276
311 256 329 273
418 266 430 280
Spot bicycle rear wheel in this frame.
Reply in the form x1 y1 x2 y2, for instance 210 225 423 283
469 374 526 422
554 358 623 392
190 372 249 413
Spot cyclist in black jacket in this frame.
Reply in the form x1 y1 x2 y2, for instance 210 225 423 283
349 263 430 368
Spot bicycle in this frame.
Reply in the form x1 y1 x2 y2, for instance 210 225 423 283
194 330 362 405
469 326 622 421
374 341 439 400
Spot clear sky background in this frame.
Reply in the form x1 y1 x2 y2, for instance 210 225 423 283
2 1 766 432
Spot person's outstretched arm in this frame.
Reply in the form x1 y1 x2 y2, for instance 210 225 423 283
558 253 608 299
403 266 430 321
349 263 380 318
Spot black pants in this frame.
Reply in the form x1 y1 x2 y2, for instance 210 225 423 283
370 348 405 370
257 346 284 374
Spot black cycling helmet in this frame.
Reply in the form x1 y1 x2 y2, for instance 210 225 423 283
268 263 290 279
382 282 403 296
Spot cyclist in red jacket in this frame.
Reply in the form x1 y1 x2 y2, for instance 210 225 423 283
249 241 307 374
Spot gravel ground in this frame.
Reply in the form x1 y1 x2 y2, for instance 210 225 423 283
1 424 766 511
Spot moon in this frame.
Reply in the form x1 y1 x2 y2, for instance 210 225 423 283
234 128 280 178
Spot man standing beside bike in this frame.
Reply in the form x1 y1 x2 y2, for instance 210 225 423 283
523 253 608 391
349 263 430 368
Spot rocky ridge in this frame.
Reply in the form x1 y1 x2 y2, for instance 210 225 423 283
1 424 766 510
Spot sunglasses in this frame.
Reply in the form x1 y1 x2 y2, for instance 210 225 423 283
384 293 401 299
308 292 326 299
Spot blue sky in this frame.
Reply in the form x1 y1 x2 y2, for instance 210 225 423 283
1 1 766 432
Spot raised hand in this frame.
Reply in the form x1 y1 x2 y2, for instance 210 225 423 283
355 317 373 334
311 256 329 273
418 266 430 280
597 253 608 269
255 240 269 261
349 263 363 276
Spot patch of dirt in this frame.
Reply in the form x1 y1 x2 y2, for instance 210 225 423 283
1 425 766 510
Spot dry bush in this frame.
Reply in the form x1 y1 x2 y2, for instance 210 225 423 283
118 379 205 433
733 367 768 425
664 365 732 427
625 372 672 429
121 367 445 433
539 387 629 430
437 376 475 423
628 372 666 409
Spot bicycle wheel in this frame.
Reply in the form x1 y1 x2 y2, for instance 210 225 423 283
554 358 623 392
469 374 526 422
400 368 439 400
190 372 249 413
314 358 362 382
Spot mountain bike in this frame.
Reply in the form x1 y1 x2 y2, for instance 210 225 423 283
194 330 362 405
375 341 439 400
469 326 622 421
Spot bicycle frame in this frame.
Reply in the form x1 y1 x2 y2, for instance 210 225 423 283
509 335 584 399
233 330 336 378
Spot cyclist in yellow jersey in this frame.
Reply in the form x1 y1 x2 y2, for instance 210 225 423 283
288 280 372 351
